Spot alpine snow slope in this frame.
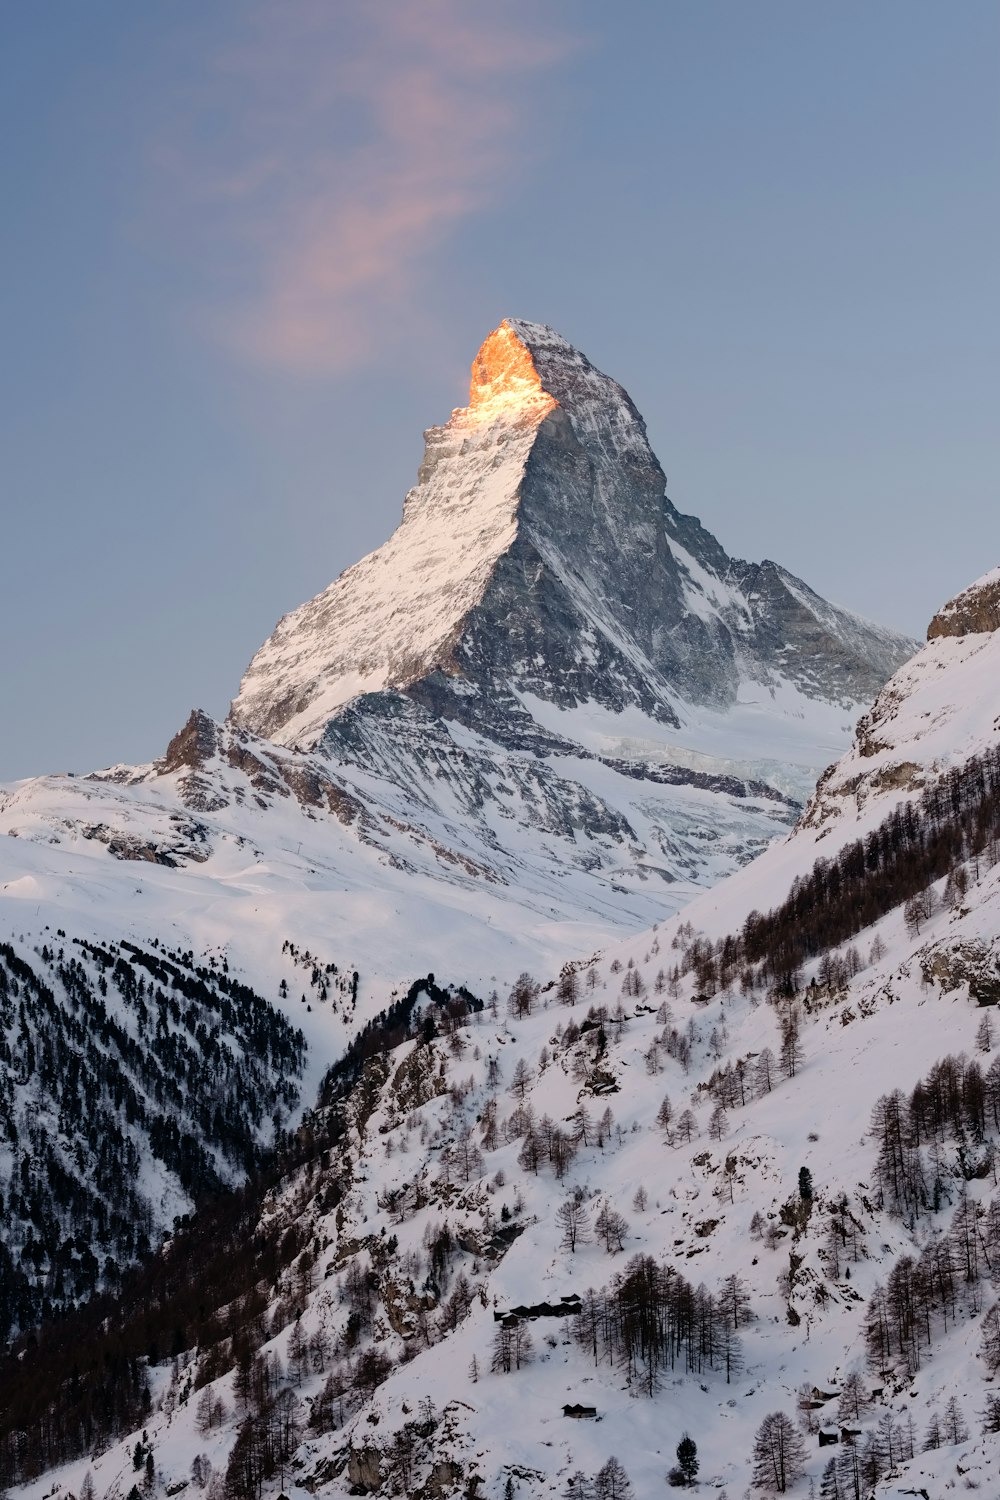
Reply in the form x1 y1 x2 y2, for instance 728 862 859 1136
6 571 999 1498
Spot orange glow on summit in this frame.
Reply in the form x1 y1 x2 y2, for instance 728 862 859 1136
461 321 558 426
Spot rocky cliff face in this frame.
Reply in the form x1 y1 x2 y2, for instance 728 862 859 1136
927 565 1000 639
230 319 915 754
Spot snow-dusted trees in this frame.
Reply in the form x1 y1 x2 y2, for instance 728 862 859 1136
977 1011 995 1053
980 1302 1000 1374
943 1395 969 1445
509 1057 534 1099
572 1255 750 1394
870 1088 925 1216
904 889 937 937
837 1371 871 1422
778 1003 804 1079
557 967 580 1006
196 1387 228 1433
593 1201 628 1254
718 1273 752 1330
225 1376 301 1500
491 1318 533 1374
740 744 1000 982
750 1411 806 1494
556 1193 591 1253
593 1456 632 1500
754 1046 775 1096
982 1391 1000 1433
673 1433 698 1485
508 971 538 1018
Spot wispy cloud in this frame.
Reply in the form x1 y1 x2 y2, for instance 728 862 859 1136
158 1 574 374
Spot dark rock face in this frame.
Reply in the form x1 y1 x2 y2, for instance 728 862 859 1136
162 709 219 773
927 570 1000 639
413 326 912 736
726 559 915 707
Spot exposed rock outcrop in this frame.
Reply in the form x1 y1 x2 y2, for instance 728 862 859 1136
927 566 1000 639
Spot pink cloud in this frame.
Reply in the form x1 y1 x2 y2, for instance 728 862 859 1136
165 1 575 374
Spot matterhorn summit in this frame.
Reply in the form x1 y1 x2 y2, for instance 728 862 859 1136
218 319 918 912
232 319 914 753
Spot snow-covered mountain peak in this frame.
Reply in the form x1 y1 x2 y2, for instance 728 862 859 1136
231 320 915 758
228 317 672 749
460 320 558 429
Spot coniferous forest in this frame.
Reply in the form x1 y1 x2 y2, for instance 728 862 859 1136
0 934 305 1338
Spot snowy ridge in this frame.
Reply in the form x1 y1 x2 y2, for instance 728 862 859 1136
231 323 560 748
0 320 923 1378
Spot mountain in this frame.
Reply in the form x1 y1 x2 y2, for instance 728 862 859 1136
1 320 918 993
0 319 915 1342
225 320 915 902
231 320 909 748
4 570 998 1500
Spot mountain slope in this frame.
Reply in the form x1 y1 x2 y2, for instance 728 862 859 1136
5 568 998 1500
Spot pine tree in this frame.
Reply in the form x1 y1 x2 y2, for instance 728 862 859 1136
977 1012 994 1053
943 1395 969 1445
556 1195 591 1253
818 1456 842 1499
676 1434 698 1484
922 1411 942 1450
981 1392 1000 1434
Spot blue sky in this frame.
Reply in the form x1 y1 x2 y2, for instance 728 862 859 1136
2 1 997 777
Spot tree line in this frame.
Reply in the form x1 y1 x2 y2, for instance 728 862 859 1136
671 744 1000 996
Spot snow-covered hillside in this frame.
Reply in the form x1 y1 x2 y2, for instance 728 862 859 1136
5 568 998 1499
